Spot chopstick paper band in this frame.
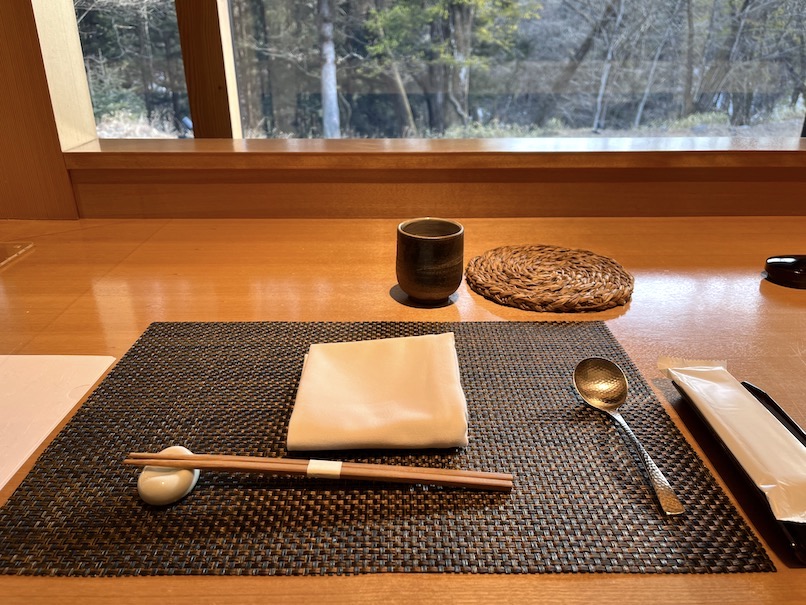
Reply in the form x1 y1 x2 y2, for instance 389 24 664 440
306 459 343 479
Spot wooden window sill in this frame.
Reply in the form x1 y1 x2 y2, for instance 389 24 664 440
63 138 806 218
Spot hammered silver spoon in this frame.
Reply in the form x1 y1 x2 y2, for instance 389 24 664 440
573 357 684 516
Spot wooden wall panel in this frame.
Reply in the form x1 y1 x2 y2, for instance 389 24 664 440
0 0 78 219
66 139 806 218
73 177 806 218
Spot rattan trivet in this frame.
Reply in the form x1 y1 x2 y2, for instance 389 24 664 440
0 322 773 576
465 245 634 312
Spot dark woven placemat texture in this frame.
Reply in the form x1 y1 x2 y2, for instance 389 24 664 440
0 321 773 576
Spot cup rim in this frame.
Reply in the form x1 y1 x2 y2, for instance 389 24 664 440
398 217 464 239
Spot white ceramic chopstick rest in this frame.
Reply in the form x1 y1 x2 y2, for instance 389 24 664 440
136 445 200 506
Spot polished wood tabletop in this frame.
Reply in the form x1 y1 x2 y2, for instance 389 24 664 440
1 217 805 604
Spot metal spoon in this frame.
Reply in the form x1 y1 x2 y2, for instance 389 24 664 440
573 357 684 516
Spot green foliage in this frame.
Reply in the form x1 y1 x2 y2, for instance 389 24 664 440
75 0 187 132
661 111 730 129
85 57 145 119
74 0 805 139
365 0 541 69
473 0 541 50
439 117 555 138
364 3 445 65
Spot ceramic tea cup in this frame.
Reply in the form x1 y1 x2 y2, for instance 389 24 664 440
396 217 464 304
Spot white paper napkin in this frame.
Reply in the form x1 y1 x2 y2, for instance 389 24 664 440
0 355 115 490
287 333 468 451
660 357 806 523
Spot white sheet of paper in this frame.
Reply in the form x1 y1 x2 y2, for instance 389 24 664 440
0 355 115 490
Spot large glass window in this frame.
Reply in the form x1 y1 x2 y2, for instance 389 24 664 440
75 0 806 139
74 0 189 138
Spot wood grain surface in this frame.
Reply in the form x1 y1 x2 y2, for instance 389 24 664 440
1 216 805 603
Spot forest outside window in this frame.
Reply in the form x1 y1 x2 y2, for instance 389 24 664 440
73 0 806 141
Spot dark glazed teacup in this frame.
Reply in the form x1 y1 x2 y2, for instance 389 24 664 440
396 217 464 304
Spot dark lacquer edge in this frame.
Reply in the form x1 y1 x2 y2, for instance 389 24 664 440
671 380 806 565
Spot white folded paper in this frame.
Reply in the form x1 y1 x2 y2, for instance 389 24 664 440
0 355 115 490
660 357 806 523
287 333 469 451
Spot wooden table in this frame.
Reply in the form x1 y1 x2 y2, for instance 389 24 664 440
1 217 805 604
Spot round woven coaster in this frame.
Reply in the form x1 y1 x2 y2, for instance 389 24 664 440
465 244 634 312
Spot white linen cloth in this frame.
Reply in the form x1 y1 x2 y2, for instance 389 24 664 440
661 357 806 523
286 333 468 450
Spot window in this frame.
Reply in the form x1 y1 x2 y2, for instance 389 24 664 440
74 0 806 140
74 0 189 138
6 0 803 220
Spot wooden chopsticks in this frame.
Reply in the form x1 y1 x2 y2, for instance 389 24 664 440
124 451 513 492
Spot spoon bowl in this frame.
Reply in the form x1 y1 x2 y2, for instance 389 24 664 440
572 357 629 411
573 357 684 516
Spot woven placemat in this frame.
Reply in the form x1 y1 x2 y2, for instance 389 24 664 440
465 245 634 312
0 322 772 576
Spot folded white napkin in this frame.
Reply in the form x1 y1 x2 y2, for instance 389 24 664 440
286 333 468 451
660 357 806 523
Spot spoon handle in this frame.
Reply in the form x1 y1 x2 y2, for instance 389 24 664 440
611 412 685 516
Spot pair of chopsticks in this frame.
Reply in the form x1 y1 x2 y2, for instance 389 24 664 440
124 451 513 492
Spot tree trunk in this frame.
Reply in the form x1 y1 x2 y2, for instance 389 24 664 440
448 2 474 124
137 4 155 118
318 0 341 138
592 60 612 131
681 0 695 117
153 18 185 134
795 4 806 108
695 0 753 114
375 19 417 136
390 63 417 136
635 0 684 127
230 0 256 134
425 64 447 133
534 0 620 125
418 19 449 133
250 0 274 136
592 0 625 131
